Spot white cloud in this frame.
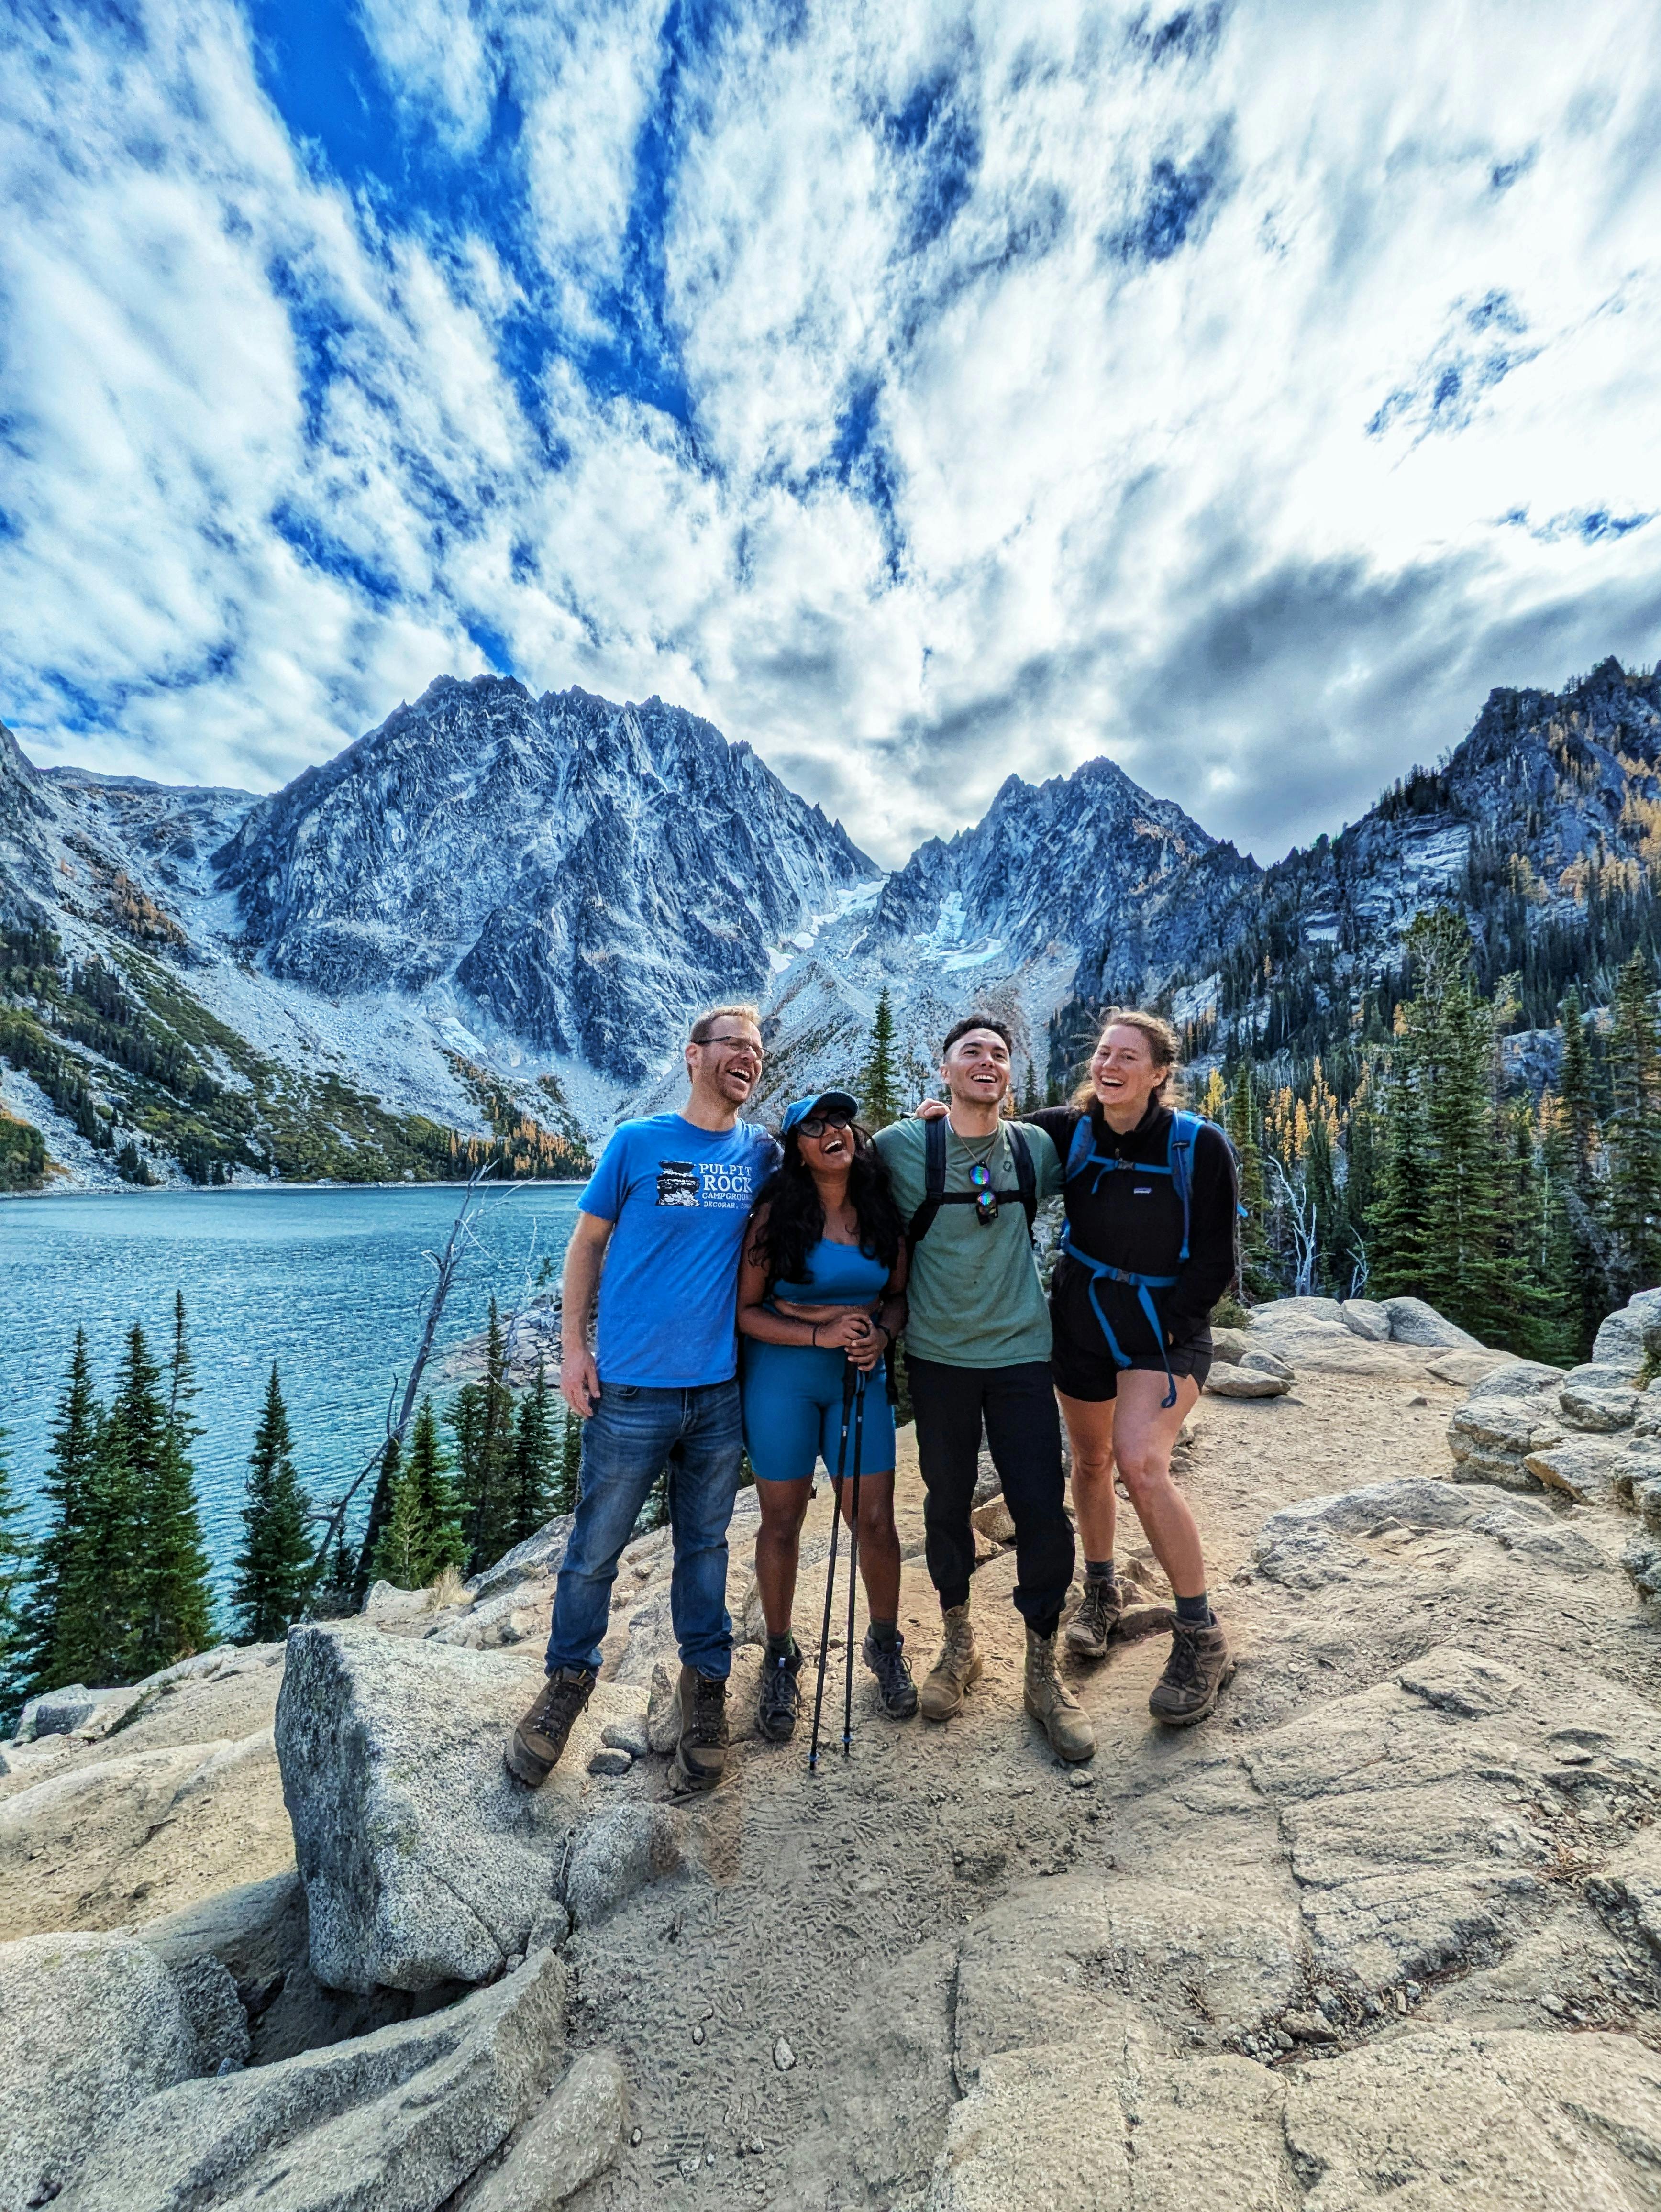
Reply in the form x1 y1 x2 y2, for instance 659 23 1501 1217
1 0 1658 863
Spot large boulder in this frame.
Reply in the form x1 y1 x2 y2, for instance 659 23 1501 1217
1339 1298 1393 1341
459 2052 627 2211
12 1685 136 1743
1203 1366 1288 1400
1591 1287 1661 1377
1523 1435 1626 1504
564 1805 683 1928
1380 1296 1483 1349
0 1932 200 2212
1557 1362 1641 1433
61 1949 570 2212
466 1515 574 1605
277 1624 585 1992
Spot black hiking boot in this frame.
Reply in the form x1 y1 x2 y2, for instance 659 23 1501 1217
672 1664 730 1791
505 1666 597 1787
1065 1572 1123 1659
756 1638 803 1743
862 1627 919 1718
1148 1618 1234 1726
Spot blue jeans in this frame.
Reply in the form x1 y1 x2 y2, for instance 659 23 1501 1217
544 1379 744 1679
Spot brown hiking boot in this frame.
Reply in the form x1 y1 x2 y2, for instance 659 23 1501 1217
919 1603 983 1721
1148 1618 1233 1726
505 1666 597 1787
672 1665 729 1791
1023 1627 1096 1763
1065 1572 1123 1659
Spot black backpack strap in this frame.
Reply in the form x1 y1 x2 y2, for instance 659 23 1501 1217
907 1112 950 1248
1008 1125 1038 1238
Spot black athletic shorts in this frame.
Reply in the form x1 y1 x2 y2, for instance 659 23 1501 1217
1048 1267 1213 1403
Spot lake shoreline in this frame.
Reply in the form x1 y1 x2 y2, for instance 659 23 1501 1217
3 1175 590 1203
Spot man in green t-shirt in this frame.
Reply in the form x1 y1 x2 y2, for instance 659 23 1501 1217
875 1017 1093 1763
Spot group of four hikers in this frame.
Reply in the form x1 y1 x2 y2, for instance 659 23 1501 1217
506 1003 1239 1794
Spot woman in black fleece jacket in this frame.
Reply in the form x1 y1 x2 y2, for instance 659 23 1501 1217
1027 1009 1238 1726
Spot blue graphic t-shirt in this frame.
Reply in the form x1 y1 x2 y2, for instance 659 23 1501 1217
579 1113 780 1387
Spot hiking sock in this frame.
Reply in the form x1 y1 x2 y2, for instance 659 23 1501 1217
766 1631 797 1661
1174 1591 1213 1629
1084 1559 1117 1585
867 1617 899 1648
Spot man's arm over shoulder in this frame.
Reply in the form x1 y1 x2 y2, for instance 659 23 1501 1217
1018 1120 1065 1201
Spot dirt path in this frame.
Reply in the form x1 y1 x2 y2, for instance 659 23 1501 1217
557 1356 1661 2208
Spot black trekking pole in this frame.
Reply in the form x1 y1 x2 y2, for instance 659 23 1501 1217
808 1360 859 1773
842 1365 868 1756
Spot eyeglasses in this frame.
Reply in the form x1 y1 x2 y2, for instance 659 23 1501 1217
797 1111 853 1139
698 1033 764 1060
969 1162 999 1225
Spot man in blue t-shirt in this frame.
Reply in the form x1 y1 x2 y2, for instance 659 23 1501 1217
506 1004 779 1794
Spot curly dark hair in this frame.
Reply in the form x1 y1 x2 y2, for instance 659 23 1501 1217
746 1124 904 1292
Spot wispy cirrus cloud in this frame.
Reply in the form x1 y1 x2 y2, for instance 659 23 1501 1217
1 0 1659 864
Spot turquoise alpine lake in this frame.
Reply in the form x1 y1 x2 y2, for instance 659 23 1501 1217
0 1183 584 1600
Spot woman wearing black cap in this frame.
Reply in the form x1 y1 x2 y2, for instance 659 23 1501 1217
737 1089 914 1742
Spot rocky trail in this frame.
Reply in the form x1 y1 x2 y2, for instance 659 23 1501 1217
9 1297 1661 2209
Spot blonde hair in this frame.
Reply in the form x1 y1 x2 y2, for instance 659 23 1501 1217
689 1003 762 1044
1071 1007 1184 1109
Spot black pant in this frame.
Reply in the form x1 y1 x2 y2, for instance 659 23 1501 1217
906 1356 1075 1637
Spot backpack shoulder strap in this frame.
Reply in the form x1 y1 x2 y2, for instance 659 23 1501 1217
1167 1110 1200 1264
907 1113 950 1247
1008 1124 1038 1236
1064 1114 1096 1180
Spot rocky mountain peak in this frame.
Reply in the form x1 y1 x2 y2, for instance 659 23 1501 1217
212 676 877 1084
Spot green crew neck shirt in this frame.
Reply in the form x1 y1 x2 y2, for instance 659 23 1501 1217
876 1116 1064 1368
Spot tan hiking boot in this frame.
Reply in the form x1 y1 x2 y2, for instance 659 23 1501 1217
505 1666 597 1787
1065 1571 1123 1659
671 1664 730 1791
919 1603 983 1721
1149 1618 1233 1726
1024 1627 1096 1763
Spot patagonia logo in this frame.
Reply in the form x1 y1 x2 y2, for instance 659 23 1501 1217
1133 1184 1153 1196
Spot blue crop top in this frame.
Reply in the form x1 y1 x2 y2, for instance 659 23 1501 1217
771 1237 890 1306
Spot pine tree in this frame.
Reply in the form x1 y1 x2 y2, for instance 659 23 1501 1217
372 1398 466 1588
1224 1065 1271 1294
230 1365 314 1643
508 1360 558 1547
1558 988 1601 1199
354 1434 401 1602
554 1404 582 1515
76 1327 162 1682
1369 910 1521 1344
14 1329 105 1696
858 987 901 1128
0 1427 28 1732
451 1301 515 1573
1606 951 1661 1296
130 1298 214 1675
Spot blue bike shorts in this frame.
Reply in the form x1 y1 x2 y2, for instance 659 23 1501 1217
741 1340 896 1484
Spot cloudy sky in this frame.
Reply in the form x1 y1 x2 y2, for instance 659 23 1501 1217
2 0 1659 866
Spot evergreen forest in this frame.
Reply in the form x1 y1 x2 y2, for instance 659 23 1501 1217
2 1289 587 1732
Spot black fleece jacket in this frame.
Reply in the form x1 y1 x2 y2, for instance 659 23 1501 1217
1029 1101 1239 1350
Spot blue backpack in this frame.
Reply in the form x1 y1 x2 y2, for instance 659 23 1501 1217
1059 1108 1209 1409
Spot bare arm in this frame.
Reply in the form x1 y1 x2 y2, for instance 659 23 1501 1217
560 1210 613 1416
737 1205 872 1350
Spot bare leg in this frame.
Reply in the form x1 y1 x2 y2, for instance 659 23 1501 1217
832 1466 902 1623
1106 1371 1207 1598
754 1477 814 1637
1057 1393 1118 1564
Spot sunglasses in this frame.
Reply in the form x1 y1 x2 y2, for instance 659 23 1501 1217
797 1111 853 1139
970 1162 999 1225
